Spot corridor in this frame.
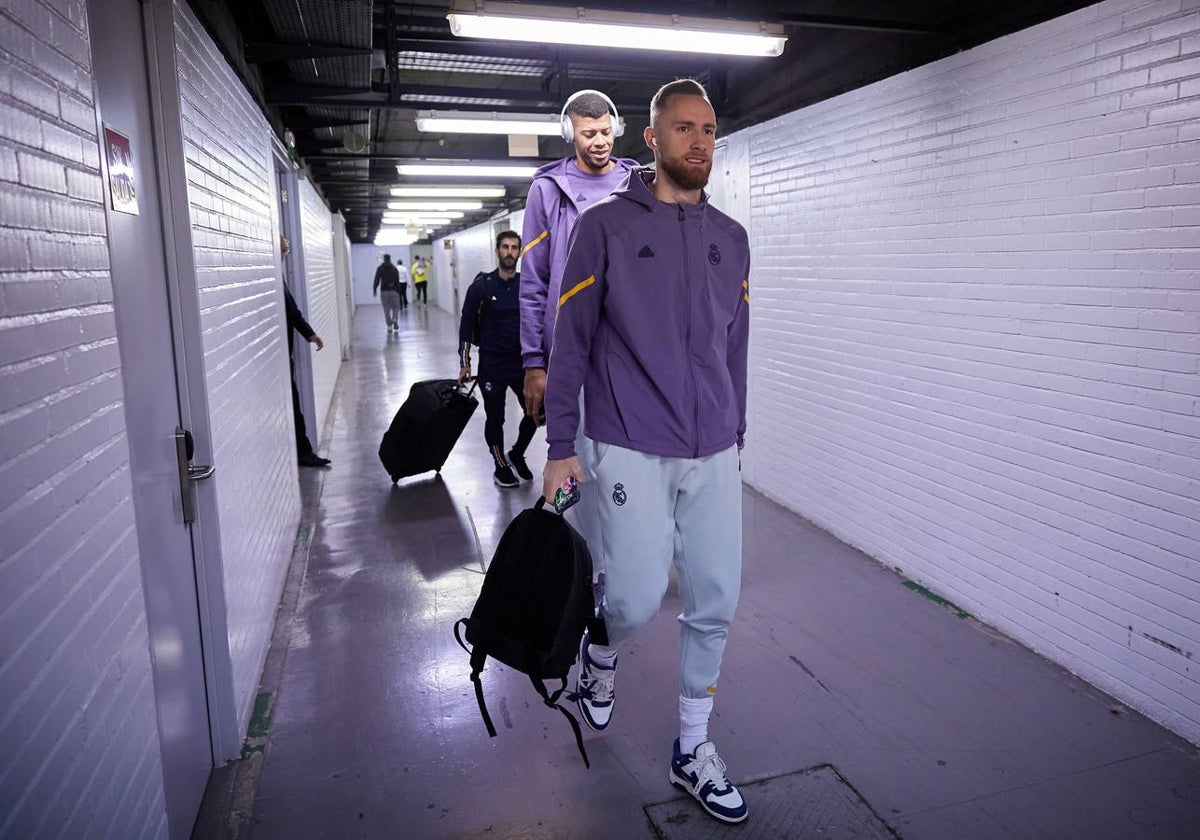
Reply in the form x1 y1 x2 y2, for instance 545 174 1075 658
198 306 1200 840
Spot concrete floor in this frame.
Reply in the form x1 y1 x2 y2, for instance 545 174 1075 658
196 304 1200 840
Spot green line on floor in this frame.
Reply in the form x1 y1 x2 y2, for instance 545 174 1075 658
293 524 311 552
902 581 970 619
246 691 273 738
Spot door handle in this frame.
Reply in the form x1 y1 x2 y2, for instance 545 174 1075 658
175 428 215 524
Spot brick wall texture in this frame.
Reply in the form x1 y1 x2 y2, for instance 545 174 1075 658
0 0 168 837
298 175 341 435
735 0 1199 743
173 0 302 736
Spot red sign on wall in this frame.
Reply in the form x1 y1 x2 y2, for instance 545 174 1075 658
103 126 138 215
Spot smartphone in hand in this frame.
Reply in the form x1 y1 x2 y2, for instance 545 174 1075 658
553 475 580 514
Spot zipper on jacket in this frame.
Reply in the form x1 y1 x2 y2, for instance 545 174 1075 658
678 204 700 458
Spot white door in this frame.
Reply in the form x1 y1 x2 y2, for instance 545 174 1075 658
89 1 213 837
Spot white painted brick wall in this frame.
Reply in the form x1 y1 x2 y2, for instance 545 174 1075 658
173 1 301 736
737 0 1200 744
297 176 341 435
0 1 167 837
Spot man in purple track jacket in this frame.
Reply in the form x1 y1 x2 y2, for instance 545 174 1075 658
542 80 752 826
519 89 639 420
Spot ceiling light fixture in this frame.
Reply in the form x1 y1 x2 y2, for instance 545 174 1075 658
386 200 484 211
375 230 418 246
382 215 459 226
396 162 539 179
447 1 786 57
416 110 562 136
382 211 465 221
389 185 506 199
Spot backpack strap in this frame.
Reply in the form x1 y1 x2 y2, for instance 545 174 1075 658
454 619 497 739
528 673 590 769
472 272 497 346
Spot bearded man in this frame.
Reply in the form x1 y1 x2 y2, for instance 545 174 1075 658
541 79 753 826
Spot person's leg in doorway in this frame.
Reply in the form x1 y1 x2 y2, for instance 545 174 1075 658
292 375 330 467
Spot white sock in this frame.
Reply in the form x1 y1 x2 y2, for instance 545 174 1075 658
678 695 713 755
587 642 618 668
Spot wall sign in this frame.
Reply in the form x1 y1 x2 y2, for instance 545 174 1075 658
103 126 138 215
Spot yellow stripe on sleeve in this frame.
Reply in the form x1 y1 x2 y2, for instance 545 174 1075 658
558 275 595 307
742 279 750 304
520 230 548 257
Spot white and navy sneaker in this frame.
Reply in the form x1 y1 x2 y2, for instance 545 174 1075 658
669 739 748 824
574 630 616 731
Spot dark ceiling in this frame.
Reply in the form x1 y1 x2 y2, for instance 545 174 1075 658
189 0 1098 244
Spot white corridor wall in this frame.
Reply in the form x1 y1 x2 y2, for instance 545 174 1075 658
174 0 302 737
0 2 167 836
732 0 1200 744
297 176 341 436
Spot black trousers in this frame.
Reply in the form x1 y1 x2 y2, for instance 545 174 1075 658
414 282 427 303
291 375 315 457
398 282 408 308
479 367 536 462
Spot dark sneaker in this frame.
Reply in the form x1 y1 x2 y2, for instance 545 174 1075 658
669 740 747 824
298 452 331 468
507 449 533 481
573 630 616 731
493 464 519 488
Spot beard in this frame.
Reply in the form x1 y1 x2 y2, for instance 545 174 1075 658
658 154 711 191
578 146 612 172
499 255 518 272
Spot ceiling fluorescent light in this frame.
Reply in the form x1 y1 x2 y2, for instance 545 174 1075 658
396 162 539 179
416 111 562 136
383 211 465 221
375 231 418 246
390 186 505 198
383 216 458 225
447 1 786 57
386 200 484 211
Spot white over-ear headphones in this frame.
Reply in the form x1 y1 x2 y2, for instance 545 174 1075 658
560 89 624 143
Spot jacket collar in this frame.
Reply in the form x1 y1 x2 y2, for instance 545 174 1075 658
534 156 640 199
619 167 710 219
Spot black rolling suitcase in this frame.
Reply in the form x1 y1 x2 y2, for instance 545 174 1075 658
379 378 478 482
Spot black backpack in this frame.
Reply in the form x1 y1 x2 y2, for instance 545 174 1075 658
454 497 603 767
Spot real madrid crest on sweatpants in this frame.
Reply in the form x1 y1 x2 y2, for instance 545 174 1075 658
612 483 627 506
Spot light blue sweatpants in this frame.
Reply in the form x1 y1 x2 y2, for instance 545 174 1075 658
565 394 604 564
585 441 742 700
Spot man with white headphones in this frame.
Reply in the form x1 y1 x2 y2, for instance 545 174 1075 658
520 90 639 423
519 90 639 646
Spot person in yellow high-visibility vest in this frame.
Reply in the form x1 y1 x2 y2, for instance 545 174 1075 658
410 256 430 305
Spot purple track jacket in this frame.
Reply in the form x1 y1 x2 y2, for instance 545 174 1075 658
519 155 640 370
545 167 751 461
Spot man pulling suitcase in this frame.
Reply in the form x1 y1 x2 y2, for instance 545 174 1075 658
457 231 540 489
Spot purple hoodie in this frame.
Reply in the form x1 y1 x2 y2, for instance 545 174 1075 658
519 155 640 370
545 167 751 461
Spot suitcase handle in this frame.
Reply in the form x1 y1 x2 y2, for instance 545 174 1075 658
457 376 479 397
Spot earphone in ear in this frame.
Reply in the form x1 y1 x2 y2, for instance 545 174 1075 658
560 90 625 143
